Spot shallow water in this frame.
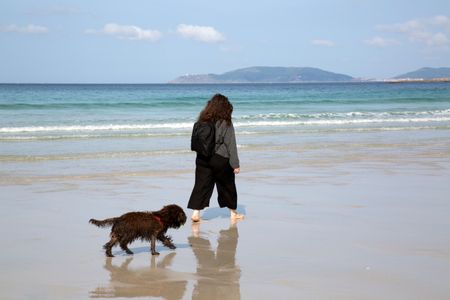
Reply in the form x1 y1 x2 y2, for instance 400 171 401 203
2 82 450 182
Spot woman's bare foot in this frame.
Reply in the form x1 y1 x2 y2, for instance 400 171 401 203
230 209 244 220
191 210 201 222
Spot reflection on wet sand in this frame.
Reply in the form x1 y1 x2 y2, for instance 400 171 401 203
90 253 187 299
189 221 241 300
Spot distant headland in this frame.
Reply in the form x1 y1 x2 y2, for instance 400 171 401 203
169 66 450 84
385 67 450 83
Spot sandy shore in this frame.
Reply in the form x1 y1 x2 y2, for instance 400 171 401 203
1 132 450 299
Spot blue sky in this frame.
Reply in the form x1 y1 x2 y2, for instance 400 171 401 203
1 0 449 83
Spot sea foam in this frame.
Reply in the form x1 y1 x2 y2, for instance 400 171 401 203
1 116 450 133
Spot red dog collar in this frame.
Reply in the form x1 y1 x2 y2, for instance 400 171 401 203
153 215 163 226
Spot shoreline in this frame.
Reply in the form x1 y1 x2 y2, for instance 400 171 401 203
1 129 450 299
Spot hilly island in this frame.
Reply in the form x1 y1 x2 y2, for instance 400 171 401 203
169 66 354 83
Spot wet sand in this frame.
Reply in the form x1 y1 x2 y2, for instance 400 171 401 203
1 135 450 299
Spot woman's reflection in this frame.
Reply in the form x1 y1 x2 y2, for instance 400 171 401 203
90 253 187 300
189 220 241 300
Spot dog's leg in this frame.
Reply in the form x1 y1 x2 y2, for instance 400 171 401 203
103 234 118 257
120 241 134 255
158 233 176 250
150 235 160 255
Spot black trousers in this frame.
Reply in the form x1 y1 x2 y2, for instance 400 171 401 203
188 154 237 210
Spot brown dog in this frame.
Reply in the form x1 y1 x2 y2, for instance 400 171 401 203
90 204 186 257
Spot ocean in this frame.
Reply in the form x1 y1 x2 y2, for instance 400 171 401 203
1 82 450 184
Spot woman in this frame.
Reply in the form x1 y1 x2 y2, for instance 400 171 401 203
188 94 244 222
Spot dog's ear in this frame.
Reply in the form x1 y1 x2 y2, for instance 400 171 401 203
160 205 172 215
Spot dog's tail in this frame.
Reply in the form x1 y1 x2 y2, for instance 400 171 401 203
89 218 117 228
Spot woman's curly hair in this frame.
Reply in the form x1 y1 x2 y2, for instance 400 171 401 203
198 94 233 125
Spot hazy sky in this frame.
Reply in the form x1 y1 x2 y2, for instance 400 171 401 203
1 0 449 83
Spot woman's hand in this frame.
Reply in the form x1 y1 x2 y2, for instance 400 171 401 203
234 168 240 174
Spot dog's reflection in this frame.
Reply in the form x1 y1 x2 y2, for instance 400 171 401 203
90 253 187 299
189 221 241 300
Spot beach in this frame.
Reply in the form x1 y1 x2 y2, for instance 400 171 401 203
1 83 450 299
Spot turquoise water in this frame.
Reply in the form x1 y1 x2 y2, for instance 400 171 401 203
1 82 450 176
1 83 450 141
